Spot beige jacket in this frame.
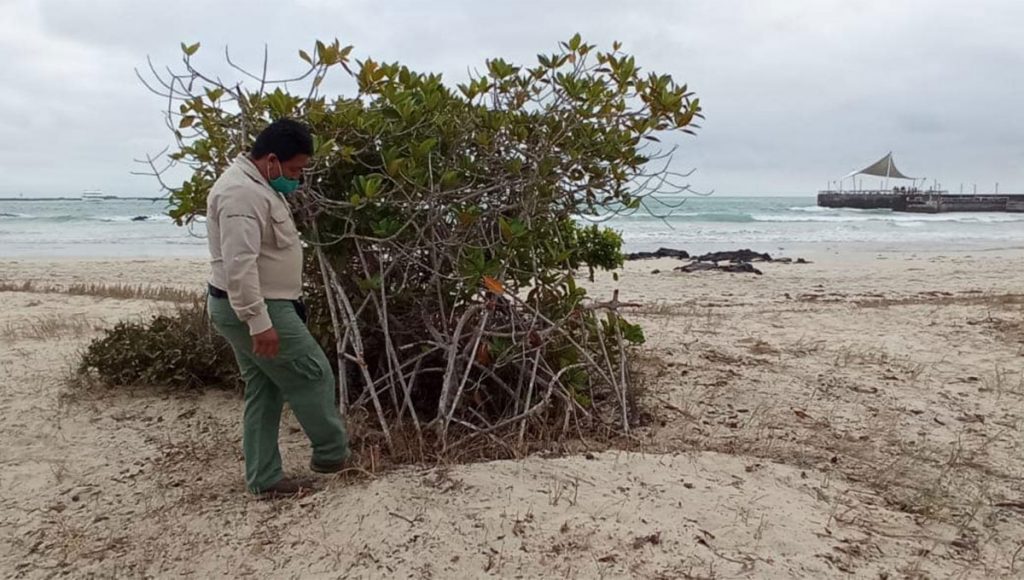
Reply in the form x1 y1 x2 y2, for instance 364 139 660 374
207 155 303 335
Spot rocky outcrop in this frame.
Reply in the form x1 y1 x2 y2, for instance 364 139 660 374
662 248 811 275
632 248 808 275
624 247 690 260
675 261 763 275
693 249 772 263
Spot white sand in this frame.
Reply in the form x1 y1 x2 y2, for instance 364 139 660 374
2 250 1023 578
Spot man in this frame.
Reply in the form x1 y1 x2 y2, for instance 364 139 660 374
206 119 350 498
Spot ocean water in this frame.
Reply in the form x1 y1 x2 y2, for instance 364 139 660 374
609 196 1024 256
0 198 207 258
3 196 1024 259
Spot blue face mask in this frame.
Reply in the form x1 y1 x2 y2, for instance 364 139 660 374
269 159 300 196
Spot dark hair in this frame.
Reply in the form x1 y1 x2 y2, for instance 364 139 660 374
251 119 314 161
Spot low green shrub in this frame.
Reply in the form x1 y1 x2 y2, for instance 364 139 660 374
78 300 238 390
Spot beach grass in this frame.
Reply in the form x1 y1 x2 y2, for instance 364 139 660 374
3 314 99 340
0 280 199 303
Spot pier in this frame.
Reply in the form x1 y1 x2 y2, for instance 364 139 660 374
817 191 1024 213
820 153 1023 213
817 190 903 210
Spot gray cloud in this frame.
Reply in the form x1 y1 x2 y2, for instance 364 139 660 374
3 0 1021 197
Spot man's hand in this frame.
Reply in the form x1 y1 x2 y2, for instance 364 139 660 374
252 327 280 358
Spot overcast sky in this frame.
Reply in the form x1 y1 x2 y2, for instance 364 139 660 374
3 0 1022 197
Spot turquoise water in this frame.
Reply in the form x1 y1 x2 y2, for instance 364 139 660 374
3 196 1024 258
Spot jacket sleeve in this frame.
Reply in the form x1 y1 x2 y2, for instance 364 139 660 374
218 195 272 335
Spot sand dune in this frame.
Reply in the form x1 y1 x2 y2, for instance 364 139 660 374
2 250 1022 578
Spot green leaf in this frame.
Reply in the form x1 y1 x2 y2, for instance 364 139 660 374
620 320 646 345
568 33 582 52
440 170 459 188
416 138 438 157
499 218 514 241
371 217 401 237
299 49 313 65
315 138 336 157
265 88 296 117
385 158 404 176
364 176 382 197
181 42 200 56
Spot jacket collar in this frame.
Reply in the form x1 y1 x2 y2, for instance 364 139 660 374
236 155 270 188
234 155 290 205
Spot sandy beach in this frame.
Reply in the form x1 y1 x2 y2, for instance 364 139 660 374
2 249 1023 578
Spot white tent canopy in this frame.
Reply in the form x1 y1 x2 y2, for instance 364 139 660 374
843 152 915 180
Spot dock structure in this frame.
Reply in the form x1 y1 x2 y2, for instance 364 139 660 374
818 191 1024 213
817 190 904 210
900 193 1024 213
817 153 1023 213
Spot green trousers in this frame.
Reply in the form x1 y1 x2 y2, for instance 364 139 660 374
208 297 350 493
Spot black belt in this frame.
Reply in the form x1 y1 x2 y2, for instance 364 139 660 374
208 284 307 323
207 284 229 299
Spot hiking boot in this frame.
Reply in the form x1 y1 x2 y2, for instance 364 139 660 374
254 477 314 500
310 455 351 474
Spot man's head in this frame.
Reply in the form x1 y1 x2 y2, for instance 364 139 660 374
250 119 314 194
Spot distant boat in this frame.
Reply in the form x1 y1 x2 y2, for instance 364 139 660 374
81 189 116 201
